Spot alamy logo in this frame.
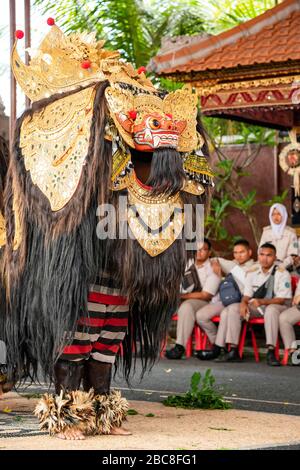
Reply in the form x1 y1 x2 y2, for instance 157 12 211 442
291 341 300 365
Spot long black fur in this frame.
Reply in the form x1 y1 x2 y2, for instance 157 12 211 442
3 79 210 384
3 82 111 381
146 148 185 196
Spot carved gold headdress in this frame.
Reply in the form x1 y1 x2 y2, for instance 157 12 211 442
12 21 153 102
12 19 200 152
12 20 213 217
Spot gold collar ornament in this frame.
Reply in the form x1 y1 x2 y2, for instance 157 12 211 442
126 173 184 257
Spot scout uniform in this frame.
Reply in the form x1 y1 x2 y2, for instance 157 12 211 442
196 258 255 346
176 259 221 348
259 225 298 268
279 281 300 350
243 264 292 347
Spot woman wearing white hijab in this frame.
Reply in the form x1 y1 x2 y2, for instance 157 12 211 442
259 203 299 267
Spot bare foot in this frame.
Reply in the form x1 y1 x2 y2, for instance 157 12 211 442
56 428 86 440
110 426 132 436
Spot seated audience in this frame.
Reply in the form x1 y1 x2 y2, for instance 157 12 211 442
279 281 300 365
197 239 255 361
165 238 221 360
240 243 292 366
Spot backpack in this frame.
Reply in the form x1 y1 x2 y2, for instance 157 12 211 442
219 273 242 306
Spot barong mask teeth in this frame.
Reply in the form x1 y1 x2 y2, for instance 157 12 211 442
116 111 186 152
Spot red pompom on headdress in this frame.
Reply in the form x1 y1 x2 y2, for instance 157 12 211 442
81 60 91 69
15 30 24 40
128 110 137 120
47 18 55 26
137 66 147 75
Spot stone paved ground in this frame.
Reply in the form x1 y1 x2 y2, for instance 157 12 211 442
1 392 300 450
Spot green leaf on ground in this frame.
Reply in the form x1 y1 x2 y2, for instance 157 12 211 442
162 370 231 410
127 409 139 415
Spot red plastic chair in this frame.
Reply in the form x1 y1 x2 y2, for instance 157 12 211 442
238 317 280 362
291 275 299 294
195 316 220 351
162 313 217 358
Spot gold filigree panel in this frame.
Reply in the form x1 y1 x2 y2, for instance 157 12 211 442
19 86 96 211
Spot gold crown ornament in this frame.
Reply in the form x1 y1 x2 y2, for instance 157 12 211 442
12 19 153 102
12 19 213 217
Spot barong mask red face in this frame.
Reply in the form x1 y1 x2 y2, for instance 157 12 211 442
115 111 186 152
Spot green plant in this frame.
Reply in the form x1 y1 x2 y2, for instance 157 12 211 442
202 0 276 33
163 370 231 410
205 121 276 247
13 416 23 422
263 189 289 207
34 0 206 68
127 408 139 415
205 157 262 246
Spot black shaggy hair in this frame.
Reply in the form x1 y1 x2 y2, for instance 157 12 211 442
2 81 210 385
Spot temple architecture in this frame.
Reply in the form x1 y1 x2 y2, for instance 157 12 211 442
150 0 300 131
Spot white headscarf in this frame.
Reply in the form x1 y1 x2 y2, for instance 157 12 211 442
269 203 288 240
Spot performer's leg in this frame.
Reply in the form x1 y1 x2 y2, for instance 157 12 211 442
54 359 86 394
35 336 94 440
84 301 130 436
53 359 87 440
83 358 112 395
35 284 130 439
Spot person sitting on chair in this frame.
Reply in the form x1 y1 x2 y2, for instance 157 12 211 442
165 238 221 360
240 243 292 366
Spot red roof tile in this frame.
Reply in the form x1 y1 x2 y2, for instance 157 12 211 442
151 0 300 75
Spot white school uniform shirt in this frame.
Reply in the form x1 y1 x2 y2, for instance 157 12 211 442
243 264 292 299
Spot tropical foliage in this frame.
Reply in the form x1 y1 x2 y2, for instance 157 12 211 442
34 0 277 65
34 0 206 67
34 0 283 247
